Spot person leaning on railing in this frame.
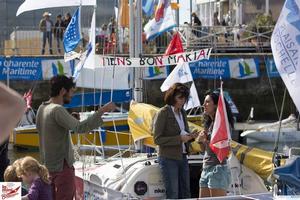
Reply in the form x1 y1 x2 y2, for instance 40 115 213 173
39 12 54 55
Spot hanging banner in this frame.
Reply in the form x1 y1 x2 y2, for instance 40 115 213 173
0 57 42 80
189 58 260 79
41 59 75 79
143 66 169 80
266 58 280 78
94 49 211 68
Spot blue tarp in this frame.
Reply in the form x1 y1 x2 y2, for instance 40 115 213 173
274 157 300 195
64 89 132 108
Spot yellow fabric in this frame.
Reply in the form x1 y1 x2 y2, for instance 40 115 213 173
170 3 180 10
231 140 274 180
118 0 129 28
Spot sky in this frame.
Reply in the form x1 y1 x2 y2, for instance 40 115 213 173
179 0 196 25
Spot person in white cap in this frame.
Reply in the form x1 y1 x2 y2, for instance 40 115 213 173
39 12 54 55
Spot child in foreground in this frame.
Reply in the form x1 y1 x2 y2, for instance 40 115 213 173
4 158 28 196
16 156 52 200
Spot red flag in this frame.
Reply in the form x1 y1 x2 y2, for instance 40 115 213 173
164 32 184 56
23 89 33 109
209 85 231 163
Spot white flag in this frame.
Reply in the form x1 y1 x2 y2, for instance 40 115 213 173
144 0 176 40
161 61 200 110
73 11 95 79
184 83 201 110
271 0 300 112
16 0 96 16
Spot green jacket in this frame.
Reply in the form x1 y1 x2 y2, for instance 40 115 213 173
153 105 191 160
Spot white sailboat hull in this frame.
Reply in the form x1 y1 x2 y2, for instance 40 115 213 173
74 154 268 199
244 130 300 143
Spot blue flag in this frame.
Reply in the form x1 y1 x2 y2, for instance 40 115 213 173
142 0 155 17
63 7 81 53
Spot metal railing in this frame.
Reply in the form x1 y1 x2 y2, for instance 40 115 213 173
0 25 274 56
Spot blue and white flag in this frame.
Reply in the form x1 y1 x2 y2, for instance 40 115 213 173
73 11 95 80
63 7 82 53
144 0 176 40
160 61 200 110
271 0 300 112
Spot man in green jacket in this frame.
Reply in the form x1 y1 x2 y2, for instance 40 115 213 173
36 75 116 200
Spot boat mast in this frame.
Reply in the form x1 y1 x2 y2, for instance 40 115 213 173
130 0 143 102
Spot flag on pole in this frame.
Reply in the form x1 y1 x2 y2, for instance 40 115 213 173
118 0 129 28
160 61 200 110
271 0 300 112
142 0 155 17
63 7 82 53
144 0 176 40
73 11 95 80
164 32 184 56
16 0 96 16
209 83 231 163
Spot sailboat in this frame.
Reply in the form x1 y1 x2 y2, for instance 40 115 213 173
241 114 300 143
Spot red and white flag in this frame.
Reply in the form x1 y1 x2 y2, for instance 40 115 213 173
209 84 231 162
164 32 184 56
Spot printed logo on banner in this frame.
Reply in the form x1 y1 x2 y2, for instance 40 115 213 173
266 58 280 77
0 57 42 80
0 182 21 200
229 58 259 79
42 59 76 80
189 58 230 79
144 66 168 80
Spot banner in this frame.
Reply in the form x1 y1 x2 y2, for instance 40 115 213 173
189 58 260 79
271 0 300 112
95 49 211 68
266 58 280 78
0 57 42 80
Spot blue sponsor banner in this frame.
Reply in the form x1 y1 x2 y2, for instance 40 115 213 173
189 58 231 79
64 89 132 108
0 57 42 80
266 58 280 77
189 58 260 79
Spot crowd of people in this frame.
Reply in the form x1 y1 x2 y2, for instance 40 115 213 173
95 17 117 54
39 12 72 55
0 76 233 199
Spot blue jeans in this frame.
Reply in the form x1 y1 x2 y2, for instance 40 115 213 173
42 31 52 54
158 155 191 199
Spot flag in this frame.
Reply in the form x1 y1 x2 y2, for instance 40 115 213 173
209 84 231 163
118 0 129 28
23 90 33 109
160 61 200 110
144 0 176 40
114 0 119 20
73 11 95 80
63 8 82 53
142 0 155 17
164 32 184 56
184 83 201 110
271 0 300 112
16 0 96 16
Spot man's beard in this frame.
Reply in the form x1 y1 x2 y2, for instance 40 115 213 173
63 94 71 104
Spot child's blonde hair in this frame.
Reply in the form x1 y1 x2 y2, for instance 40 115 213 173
16 156 51 184
4 158 23 182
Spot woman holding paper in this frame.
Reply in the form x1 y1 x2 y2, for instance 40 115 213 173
196 90 234 197
153 83 197 199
